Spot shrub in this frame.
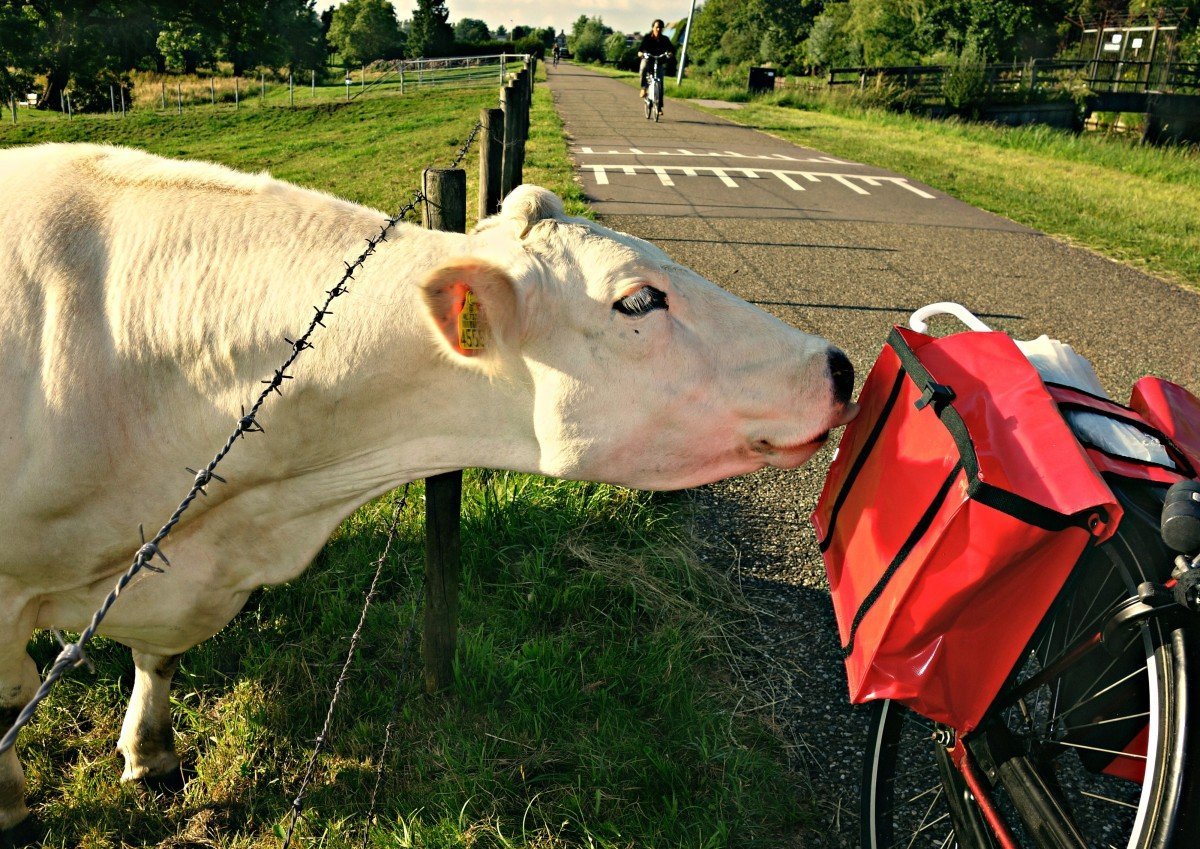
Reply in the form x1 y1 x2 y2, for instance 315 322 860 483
942 40 987 110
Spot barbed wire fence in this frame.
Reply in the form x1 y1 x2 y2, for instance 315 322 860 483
0 64 508 801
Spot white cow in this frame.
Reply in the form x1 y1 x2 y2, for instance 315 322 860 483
0 143 855 831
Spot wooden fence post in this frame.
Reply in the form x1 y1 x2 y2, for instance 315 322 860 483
421 167 467 694
480 107 504 219
500 82 518 199
514 69 528 188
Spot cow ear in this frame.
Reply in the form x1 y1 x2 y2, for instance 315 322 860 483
499 185 565 238
420 259 520 362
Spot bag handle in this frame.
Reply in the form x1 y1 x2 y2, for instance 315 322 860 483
908 302 992 334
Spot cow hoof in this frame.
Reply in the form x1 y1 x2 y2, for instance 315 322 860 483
119 750 182 787
141 762 187 794
0 814 45 849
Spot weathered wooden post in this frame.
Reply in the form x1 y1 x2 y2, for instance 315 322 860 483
161 80 166 110
513 69 529 188
110 85 115 115
235 76 240 110
210 76 216 107
500 82 518 198
479 107 504 218
421 167 468 694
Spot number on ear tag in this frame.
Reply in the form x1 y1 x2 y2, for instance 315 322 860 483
458 290 484 352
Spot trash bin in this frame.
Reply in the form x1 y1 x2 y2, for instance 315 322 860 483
748 67 776 94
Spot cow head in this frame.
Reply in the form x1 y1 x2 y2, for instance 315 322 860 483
420 186 855 490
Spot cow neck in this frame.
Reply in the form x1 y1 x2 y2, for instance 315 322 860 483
257 221 541 489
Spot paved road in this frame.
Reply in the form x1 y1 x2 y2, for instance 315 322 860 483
547 62 1200 845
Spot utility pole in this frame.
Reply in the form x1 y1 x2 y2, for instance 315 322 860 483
677 0 697 85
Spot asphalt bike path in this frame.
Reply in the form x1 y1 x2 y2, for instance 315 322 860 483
547 61 1200 845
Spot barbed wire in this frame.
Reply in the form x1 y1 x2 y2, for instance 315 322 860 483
356 597 421 849
0 117 485 758
279 487 410 849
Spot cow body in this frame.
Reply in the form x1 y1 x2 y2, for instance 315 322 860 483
0 143 853 829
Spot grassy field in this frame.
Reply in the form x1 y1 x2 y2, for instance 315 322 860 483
597 64 1200 290
0 78 809 847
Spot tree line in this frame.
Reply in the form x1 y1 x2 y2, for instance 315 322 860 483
0 0 555 112
567 1 1197 79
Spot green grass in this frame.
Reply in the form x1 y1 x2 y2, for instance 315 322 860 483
589 62 1200 290
3 77 807 847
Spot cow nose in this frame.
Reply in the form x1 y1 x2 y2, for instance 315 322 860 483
828 347 854 407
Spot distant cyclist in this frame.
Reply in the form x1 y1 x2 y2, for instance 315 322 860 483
638 19 673 110
552 44 560 67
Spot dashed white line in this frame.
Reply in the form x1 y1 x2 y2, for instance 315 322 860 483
577 147 856 165
581 164 936 198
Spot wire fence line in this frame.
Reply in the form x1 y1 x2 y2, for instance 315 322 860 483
0 116 485 760
5 54 533 123
279 487 418 849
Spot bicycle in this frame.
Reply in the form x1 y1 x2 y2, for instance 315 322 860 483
642 53 669 121
815 304 1200 848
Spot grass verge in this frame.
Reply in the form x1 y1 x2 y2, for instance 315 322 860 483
3 78 808 847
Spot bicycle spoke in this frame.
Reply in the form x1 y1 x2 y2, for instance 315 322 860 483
1058 663 1148 721
1050 739 1147 761
1079 789 1140 810
1060 710 1151 735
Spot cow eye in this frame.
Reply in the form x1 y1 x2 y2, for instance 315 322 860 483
613 285 668 317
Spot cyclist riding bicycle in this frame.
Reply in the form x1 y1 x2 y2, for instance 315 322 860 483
638 19 673 113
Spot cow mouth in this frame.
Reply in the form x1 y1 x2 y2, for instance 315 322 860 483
753 403 860 468
752 434 828 468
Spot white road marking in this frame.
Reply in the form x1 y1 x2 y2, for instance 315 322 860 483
581 164 936 198
577 147 856 165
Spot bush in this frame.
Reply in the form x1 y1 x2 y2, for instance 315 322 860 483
942 41 987 110
67 69 134 113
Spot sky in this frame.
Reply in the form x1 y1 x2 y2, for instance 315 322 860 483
327 1 687 40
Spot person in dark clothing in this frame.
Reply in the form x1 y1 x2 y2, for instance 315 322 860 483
638 19 673 104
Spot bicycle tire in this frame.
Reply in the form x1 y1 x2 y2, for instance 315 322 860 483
861 483 1200 849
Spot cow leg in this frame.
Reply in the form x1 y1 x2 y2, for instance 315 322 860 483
0 636 39 832
116 651 182 783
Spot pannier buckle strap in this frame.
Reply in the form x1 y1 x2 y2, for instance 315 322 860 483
915 380 955 412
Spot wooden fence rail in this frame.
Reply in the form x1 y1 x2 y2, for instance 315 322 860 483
828 58 1200 96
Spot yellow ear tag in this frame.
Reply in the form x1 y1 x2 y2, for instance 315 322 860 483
457 290 484 352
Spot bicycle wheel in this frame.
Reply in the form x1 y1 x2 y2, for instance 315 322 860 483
862 484 1200 848
644 96 651 120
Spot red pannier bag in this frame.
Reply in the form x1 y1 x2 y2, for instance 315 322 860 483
812 326 1121 732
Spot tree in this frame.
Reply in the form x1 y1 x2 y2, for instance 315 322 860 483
5 0 158 111
603 32 627 63
454 17 489 43
408 0 453 58
156 21 213 73
568 15 609 62
268 0 326 71
806 3 862 70
327 0 402 65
